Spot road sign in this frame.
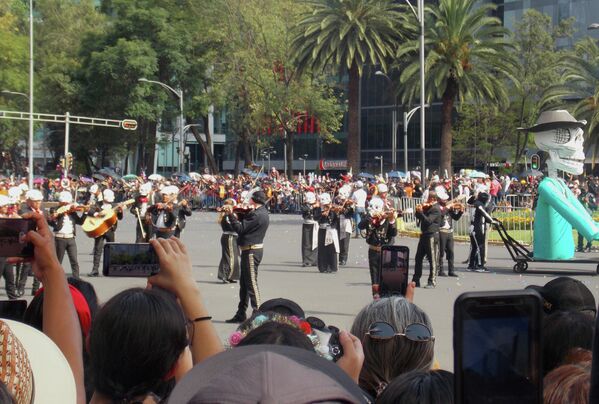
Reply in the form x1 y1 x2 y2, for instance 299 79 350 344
121 119 138 130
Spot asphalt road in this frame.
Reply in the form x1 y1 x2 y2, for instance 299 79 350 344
10 212 599 370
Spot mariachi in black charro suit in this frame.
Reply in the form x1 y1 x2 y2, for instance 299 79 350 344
88 200 124 276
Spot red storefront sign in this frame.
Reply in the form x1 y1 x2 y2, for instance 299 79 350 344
319 159 348 170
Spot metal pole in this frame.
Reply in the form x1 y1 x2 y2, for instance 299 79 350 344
28 0 34 188
303 159 306 177
178 90 184 173
392 106 397 170
403 112 408 175
418 0 426 189
284 131 288 176
64 112 70 178
380 157 383 177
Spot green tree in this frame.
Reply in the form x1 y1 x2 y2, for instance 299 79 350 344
291 0 406 171
396 0 518 175
511 9 575 164
542 38 599 162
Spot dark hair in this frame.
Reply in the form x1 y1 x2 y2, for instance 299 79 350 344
67 277 99 317
376 370 454 404
544 362 591 404
237 321 315 352
543 311 594 375
0 380 16 404
89 288 188 401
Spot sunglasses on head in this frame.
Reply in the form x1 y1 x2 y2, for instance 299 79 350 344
365 321 434 342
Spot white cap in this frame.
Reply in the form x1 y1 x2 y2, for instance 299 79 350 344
355 181 364 188
434 185 449 201
319 193 332 205
89 184 99 194
431 175 440 182
18 183 29 192
58 191 73 204
139 182 152 196
377 183 388 193
102 189 115 203
160 185 179 195
0 195 10 207
305 192 316 204
25 190 43 201
368 197 384 213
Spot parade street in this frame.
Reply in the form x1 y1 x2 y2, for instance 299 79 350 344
16 212 599 371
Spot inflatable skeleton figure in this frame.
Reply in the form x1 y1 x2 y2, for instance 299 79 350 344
521 110 599 260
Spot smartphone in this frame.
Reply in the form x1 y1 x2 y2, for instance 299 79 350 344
378 245 409 297
0 218 36 258
103 243 160 277
0 300 27 321
454 290 543 404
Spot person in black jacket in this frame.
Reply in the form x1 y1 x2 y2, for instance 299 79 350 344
336 185 355 266
225 190 270 323
314 193 340 274
130 182 152 243
217 198 240 283
48 191 86 279
174 198 192 238
146 186 180 239
468 191 497 273
300 191 319 267
412 191 443 288
436 186 464 277
358 196 397 297
88 189 124 277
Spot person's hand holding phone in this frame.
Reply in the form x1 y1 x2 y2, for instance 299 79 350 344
148 237 195 296
336 331 364 384
12 212 61 281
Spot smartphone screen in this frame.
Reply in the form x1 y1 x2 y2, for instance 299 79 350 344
103 243 160 277
0 300 27 321
0 218 36 258
454 291 542 404
379 246 409 296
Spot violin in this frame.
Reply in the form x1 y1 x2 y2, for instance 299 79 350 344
415 202 434 213
55 204 91 216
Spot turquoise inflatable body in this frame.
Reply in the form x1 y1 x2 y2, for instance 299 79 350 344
533 177 599 260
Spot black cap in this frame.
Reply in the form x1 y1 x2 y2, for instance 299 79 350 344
251 190 267 205
526 277 596 314
258 298 305 318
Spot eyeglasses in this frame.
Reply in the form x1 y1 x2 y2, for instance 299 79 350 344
365 321 434 342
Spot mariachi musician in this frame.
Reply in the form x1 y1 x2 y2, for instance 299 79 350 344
300 191 319 267
412 191 443 289
436 186 464 277
0 195 18 300
17 189 45 295
358 196 398 298
48 190 86 280
88 189 124 277
335 185 354 266
174 197 192 238
146 186 179 239
130 182 153 243
314 193 339 274
217 198 240 283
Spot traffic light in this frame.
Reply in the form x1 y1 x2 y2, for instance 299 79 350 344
531 154 540 170
65 152 73 170
121 119 138 130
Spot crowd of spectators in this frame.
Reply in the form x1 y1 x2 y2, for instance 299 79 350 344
0 211 598 403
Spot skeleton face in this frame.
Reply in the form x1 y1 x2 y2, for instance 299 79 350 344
534 126 585 175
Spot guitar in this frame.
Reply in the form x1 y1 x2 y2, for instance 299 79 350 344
82 199 135 238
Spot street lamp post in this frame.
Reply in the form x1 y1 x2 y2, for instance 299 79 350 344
375 155 383 177
298 154 308 177
404 104 429 176
28 0 34 188
405 0 426 188
139 78 185 173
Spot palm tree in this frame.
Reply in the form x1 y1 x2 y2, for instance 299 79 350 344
395 0 518 175
541 38 599 159
291 0 406 170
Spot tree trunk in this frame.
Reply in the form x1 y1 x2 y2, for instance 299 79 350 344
189 125 218 174
347 62 361 171
439 79 457 176
286 133 294 179
201 115 218 173
243 131 252 167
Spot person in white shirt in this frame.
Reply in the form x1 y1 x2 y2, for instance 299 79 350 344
351 181 367 238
